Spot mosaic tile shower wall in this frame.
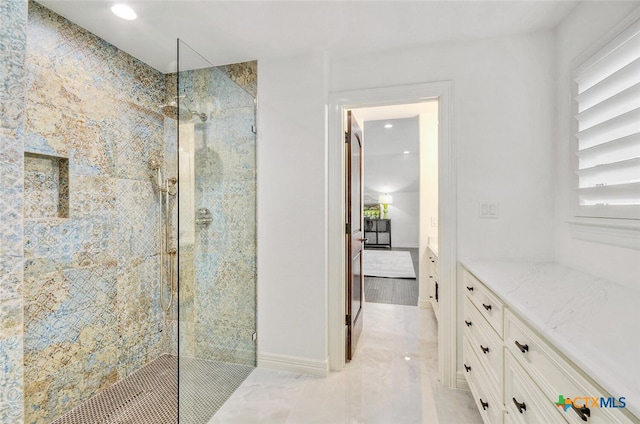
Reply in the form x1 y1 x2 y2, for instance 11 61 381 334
178 63 257 366
0 0 27 422
19 3 169 423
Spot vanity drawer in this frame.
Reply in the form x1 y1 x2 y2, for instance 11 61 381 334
505 350 567 424
465 337 504 424
465 297 503 393
505 310 636 424
464 269 504 337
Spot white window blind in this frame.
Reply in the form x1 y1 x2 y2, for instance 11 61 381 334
574 17 640 219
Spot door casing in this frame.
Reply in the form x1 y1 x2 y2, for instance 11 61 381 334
327 81 458 388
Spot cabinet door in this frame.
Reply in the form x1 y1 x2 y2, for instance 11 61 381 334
365 232 377 245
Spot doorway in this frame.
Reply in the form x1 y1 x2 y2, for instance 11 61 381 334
327 82 458 388
352 104 438 311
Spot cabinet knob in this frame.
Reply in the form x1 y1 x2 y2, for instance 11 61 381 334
466 286 474 292
571 404 590 422
480 399 489 411
480 345 490 354
515 340 529 353
464 364 471 372
512 397 526 414
482 303 492 311
465 320 472 327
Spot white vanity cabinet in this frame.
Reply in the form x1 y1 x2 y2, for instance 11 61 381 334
504 310 635 424
463 271 506 423
505 350 563 424
427 245 439 319
462 266 639 424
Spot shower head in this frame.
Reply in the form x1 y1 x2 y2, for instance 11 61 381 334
161 102 207 122
161 104 184 120
148 157 162 170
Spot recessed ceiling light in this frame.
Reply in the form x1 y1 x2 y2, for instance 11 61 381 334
384 123 393 129
403 151 410 154
111 4 137 20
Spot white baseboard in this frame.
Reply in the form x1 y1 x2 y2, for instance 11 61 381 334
257 352 329 377
457 371 470 391
393 243 419 249
418 296 432 309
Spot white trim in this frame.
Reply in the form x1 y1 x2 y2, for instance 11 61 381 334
392 243 419 249
570 6 640 71
419 297 433 309
568 218 640 249
327 81 457 388
570 10 640 223
257 352 329 376
327 92 347 372
457 371 470 391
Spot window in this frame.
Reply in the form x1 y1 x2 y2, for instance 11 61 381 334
573 16 640 220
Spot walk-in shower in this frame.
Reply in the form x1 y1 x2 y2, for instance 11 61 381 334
175 39 258 422
13 3 258 420
148 97 210 314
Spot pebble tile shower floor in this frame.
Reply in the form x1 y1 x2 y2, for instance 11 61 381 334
50 355 254 424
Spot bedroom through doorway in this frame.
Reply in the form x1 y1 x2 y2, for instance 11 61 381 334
351 102 439 310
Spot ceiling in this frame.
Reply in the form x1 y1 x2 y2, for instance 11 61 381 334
364 117 420 157
362 117 420 194
36 0 580 73
354 100 436 155
356 102 434 194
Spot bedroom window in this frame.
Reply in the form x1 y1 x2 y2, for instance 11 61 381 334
573 16 640 220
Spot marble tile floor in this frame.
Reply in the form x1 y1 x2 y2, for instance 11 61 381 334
208 302 482 423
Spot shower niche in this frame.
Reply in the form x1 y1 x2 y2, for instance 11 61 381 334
23 152 69 219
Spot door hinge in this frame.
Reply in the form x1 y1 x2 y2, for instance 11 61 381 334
346 222 351 234
346 314 351 325
252 332 257 342
345 131 349 143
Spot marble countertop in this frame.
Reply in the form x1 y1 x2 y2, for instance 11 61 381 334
461 260 640 419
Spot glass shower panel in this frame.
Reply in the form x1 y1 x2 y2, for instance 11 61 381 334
176 39 257 423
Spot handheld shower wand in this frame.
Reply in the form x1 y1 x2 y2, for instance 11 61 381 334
149 158 177 313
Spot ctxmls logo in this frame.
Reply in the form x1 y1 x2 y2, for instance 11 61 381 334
555 395 626 411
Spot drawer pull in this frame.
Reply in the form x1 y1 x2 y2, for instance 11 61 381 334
512 397 526 414
571 404 590 422
465 320 472 327
466 286 474 292
480 399 489 410
464 364 471 373
515 340 529 353
480 344 490 354
482 303 492 311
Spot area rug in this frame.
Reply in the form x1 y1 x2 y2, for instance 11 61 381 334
362 250 416 279
364 277 418 306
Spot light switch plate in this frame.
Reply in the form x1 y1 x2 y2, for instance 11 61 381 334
479 203 499 218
